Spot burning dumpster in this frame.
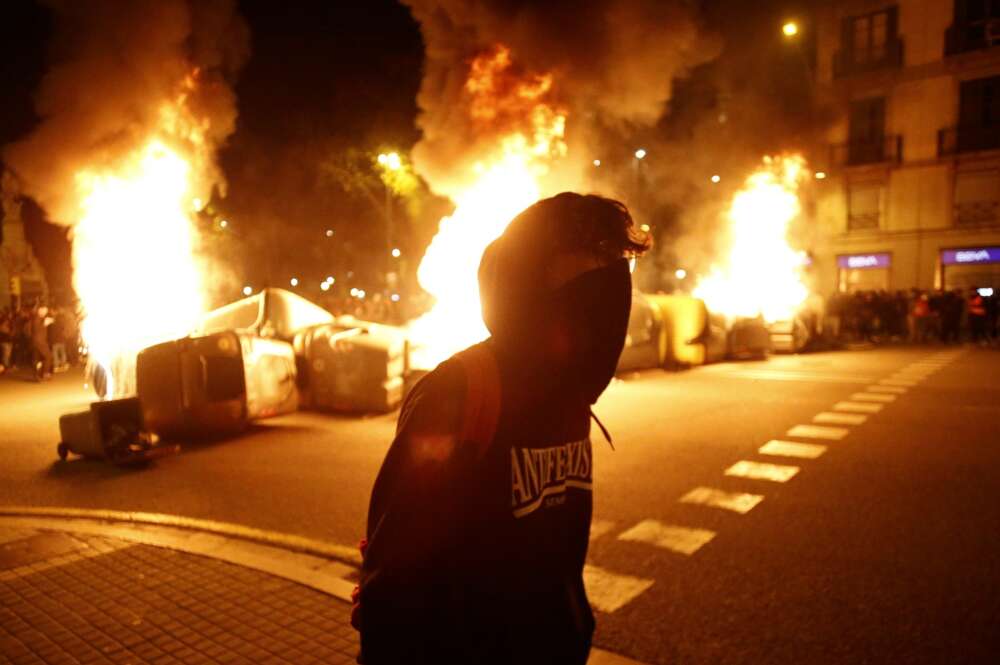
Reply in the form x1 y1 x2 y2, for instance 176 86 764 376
294 317 409 413
136 330 297 439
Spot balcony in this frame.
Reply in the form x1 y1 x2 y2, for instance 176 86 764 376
833 38 904 78
945 19 1000 56
938 125 1000 155
831 135 903 167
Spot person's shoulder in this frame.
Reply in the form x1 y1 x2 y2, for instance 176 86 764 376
396 355 468 439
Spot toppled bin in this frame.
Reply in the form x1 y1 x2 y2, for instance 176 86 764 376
295 318 408 413
57 397 178 465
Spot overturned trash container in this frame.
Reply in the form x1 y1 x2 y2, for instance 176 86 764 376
57 397 178 465
295 318 408 413
136 331 298 440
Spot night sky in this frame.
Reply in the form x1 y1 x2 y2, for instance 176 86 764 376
0 0 819 304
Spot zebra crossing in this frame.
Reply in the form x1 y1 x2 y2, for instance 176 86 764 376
582 350 963 615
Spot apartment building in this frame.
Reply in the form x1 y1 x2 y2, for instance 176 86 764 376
811 0 1000 294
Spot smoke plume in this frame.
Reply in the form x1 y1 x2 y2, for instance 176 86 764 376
2 0 249 225
401 0 719 197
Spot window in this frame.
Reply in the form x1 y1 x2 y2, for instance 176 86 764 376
946 0 1000 54
853 11 889 63
848 183 884 230
848 97 887 164
956 76 1000 152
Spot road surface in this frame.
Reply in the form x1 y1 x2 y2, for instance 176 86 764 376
2 345 998 663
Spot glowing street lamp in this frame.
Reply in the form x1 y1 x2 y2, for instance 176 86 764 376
325 229 334 237
814 171 827 180
391 248 401 258
377 152 401 171
782 21 799 38
242 286 252 296
634 148 647 160
711 174 721 183
675 269 687 280
320 282 330 292
290 277 299 287
593 159 601 167
219 219 229 229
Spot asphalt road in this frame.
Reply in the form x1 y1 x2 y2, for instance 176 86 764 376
2 345 998 664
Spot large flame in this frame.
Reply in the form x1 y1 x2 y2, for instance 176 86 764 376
693 155 810 323
408 46 566 367
73 75 211 398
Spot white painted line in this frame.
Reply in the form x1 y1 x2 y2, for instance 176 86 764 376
867 385 907 394
724 460 800 482
618 519 716 556
759 440 827 459
590 520 616 541
833 401 884 414
880 378 918 387
679 487 764 514
850 392 896 403
583 564 655 614
813 412 868 425
787 424 850 440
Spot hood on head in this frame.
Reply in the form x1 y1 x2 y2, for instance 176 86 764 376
478 194 634 406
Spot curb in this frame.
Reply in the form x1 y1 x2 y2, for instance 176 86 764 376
0 507 648 665
0 505 362 565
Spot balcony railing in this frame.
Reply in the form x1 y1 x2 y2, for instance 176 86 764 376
945 19 1000 56
831 135 903 167
938 125 1000 155
833 38 904 78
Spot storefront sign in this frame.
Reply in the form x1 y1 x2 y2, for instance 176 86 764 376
837 253 891 269
941 247 1000 265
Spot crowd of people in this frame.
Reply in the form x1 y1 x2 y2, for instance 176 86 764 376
826 288 999 345
0 302 79 380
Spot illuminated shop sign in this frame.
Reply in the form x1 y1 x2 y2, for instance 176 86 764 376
940 247 1000 265
837 253 891 269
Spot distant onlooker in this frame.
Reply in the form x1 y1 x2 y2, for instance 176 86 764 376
0 309 13 372
967 287 988 345
30 304 54 380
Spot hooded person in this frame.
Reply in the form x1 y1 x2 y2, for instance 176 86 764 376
355 192 650 664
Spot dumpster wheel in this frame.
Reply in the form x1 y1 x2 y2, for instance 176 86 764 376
56 442 69 461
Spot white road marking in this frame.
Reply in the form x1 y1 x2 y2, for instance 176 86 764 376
583 564 655 613
724 460 800 482
833 401 884 413
867 385 907 394
880 378 918 387
618 520 716 556
850 392 896 402
759 439 827 459
590 520 616 541
679 486 765 514
813 412 868 425
786 424 850 440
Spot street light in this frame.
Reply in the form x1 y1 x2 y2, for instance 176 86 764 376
675 269 687 280
325 229 334 237
320 282 330 292
219 219 229 229
377 152 401 171
814 171 827 180
634 148 647 160
593 159 601 167
242 286 252 296
391 248 401 258
290 277 299 287
782 21 799 37
711 174 721 183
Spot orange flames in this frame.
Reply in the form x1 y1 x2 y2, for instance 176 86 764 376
408 45 567 368
74 75 212 397
693 155 810 323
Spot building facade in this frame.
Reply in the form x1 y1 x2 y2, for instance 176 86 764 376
812 0 1000 295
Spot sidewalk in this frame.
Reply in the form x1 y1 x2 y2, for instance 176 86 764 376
0 513 643 665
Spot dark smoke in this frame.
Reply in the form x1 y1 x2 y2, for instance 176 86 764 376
2 0 249 226
401 0 719 197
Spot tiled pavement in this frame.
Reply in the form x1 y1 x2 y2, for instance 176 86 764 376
0 529 358 665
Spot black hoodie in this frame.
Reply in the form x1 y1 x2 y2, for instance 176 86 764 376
358 211 633 664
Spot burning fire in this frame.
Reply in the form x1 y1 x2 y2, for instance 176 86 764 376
74 82 210 397
408 46 566 367
693 155 810 323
